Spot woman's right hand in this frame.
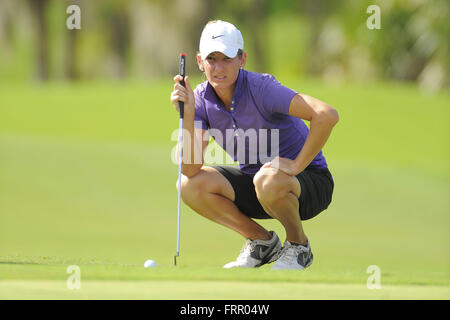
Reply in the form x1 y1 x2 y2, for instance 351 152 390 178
170 75 195 117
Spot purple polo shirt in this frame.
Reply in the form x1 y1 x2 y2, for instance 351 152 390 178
193 69 328 176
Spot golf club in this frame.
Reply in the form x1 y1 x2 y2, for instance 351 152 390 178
174 53 186 266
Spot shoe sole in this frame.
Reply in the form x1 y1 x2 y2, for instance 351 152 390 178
271 252 314 270
223 250 280 269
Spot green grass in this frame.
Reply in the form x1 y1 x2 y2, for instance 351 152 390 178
3 280 449 300
0 79 449 299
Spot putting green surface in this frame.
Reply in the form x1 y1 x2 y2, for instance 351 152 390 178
0 80 449 299
2 280 449 300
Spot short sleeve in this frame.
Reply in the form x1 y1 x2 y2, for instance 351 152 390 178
193 90 209 130
259 74 298 115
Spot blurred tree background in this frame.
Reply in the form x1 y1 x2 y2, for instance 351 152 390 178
0 0 448 91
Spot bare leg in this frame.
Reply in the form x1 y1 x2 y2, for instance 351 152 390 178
253 167 307 245
178 166 271 241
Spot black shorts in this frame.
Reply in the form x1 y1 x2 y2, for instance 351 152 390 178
209 165 334 221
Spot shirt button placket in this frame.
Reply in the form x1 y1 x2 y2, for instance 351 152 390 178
230 99 236 129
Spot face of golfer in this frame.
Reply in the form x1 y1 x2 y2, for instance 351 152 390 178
197 51 247 91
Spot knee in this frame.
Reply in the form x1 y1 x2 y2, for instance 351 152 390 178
175 174 202 203
176 174 207 204
253 168 290 204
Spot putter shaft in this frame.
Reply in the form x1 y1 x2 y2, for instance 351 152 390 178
175 118 183 266
174 53 185 267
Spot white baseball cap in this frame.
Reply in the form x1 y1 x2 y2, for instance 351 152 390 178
199 20 244 60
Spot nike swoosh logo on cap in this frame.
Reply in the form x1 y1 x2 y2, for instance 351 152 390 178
212 35 224 39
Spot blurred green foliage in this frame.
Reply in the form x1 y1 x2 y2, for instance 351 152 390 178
0 0 448 90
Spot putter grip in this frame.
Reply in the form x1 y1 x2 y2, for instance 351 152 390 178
179 53 186 119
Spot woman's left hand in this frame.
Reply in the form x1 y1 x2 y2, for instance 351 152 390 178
262 157 301 176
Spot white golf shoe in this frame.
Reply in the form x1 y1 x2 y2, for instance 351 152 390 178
223 231 282 269
271 240 313 270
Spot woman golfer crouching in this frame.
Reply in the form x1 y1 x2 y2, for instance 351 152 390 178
170 20 338 270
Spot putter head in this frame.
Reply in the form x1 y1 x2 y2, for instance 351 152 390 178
174 253 178 266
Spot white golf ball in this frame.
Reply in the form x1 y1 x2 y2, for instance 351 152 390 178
144 259 157 268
